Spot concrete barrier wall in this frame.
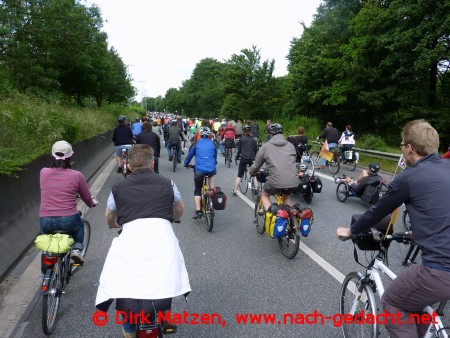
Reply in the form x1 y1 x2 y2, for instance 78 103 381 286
0 131 114 280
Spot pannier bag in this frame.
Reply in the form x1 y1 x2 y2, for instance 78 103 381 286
224 138 235 149
212 187 227 210
297 176 310 194
292 204 314 237
351 214 393 250
344 150 359 162
361 184 379 204
35 233 74 254
265 207 289 238
311 176 322 193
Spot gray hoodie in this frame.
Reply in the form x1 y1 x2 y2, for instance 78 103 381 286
249 134 298 190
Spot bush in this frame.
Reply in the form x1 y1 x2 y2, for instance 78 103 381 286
357 134 388 152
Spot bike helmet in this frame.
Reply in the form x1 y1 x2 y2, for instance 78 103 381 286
199 127 211 137
368 162 380 174
267 123 283 135
243 125 251 132
118 115 126 122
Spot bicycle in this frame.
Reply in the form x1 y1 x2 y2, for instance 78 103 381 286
339 228 449 338
224 146 233 168
238 163 259 198
336 177 388 206
121 147 130 177
310 142 358 174
187 165 214 232
296 144 315 177
171 145 178 172
40 212 91 335
253 169 311 259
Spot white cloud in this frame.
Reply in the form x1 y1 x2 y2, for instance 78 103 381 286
85 0 322 98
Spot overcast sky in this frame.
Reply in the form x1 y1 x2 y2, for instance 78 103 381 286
85 0 322 99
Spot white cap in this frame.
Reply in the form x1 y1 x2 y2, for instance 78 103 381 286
52 140 73 160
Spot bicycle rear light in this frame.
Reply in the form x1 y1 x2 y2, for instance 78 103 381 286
42 256 58 266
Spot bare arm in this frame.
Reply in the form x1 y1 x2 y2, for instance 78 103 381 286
173 199 184 222
105 207 121 229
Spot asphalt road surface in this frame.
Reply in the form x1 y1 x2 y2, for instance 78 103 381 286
8 141 441 338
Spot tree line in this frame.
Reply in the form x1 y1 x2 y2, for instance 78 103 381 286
0 0 134 106
147 0 449 148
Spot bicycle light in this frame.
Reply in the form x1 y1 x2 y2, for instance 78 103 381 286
42 256 58 266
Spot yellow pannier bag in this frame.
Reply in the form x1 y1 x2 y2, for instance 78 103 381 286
35 234 74 254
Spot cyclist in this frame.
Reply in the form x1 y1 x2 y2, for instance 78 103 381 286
219 121 236 155
131 117 142 139
234 119 243 139
231 125 258 195
135 122 161 174
337 119 450 338
287 126 309 162
167 120 185 163
334 162 382 197
97 144 190 337
316 122 339 170
338 124 355 162
184 127 217 219
249 123 298 212
112 115 134 173
39 141 97 266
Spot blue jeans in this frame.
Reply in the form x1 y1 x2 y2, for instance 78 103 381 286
321 142 337 166
40 213 84 251
168 143 181 162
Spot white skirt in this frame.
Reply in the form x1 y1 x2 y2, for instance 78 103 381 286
95 218 191 307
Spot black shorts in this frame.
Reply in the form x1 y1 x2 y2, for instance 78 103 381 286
264 187 296 196
237 159 254 178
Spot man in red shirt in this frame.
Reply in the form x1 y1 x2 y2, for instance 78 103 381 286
219 121 236 155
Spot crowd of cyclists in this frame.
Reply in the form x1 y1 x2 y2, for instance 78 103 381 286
37 112 450 337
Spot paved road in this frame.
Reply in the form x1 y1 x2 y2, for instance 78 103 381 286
8 143 431 337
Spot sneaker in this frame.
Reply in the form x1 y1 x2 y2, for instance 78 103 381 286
117 166 123 173
161 322 177 334
178 160 181 164
169 157 173 161
181 150 185 155
231 190 237 196
71 249 84 265
192 210 202 219
121 328 136 338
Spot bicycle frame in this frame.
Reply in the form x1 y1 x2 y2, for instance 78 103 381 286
351 254 448 338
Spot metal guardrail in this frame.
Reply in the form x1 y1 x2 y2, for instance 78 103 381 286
311 141 401 161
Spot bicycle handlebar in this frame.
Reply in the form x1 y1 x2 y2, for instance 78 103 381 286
340 229 413 244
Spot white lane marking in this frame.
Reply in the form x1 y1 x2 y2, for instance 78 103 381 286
238 188 347 285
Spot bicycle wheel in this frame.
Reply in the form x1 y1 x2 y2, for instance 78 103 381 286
346 160 357 171
310 151 321 169
250 178 260 202
205 195 214 232
227 151 231 168
328 159 340 174
303 186 313 205
42 263 62 335
278 224 300 259
239 170 249 194
172 149 177 172
340 272 378 338
71 219 91 274
336 182 349 203
255 198 265 234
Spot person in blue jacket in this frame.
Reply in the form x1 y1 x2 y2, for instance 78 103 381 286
184 127 218 219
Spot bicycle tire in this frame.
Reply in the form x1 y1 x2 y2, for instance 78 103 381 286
42 264 61 335
71 219 91 275
205 195 214 232
328 159 340 174
239 171 249 194
255 198 265 234
251 180 261 202
122 164 128 178
277 223 300 259
310 151 321 169
303 187 313 205
336 182 349 203
340 272 378 338
346 160 357 171
227 150 231 168
173 149 177 172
